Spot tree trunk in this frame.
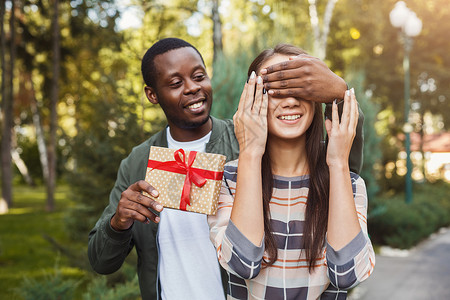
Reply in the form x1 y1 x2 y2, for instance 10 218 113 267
211 0 223 65
11 149 35 186
308 0 321 57
0 0 8 213
47 0 60 211
419 110 426 180
11 129 35 186
28 73 50 184
308 0 339 60
1 0 15 209
319 0 338 60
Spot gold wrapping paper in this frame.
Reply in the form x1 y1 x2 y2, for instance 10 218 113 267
144 146 226 215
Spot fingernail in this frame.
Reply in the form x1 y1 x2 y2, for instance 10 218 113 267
260 68 267 75
346 90 350 97
250 71 256 79
156 204 163 211
151 190 159 197
351 88 355 95
155 216 160 223
263 88 266 94
257 76 262 84
268 90 274 95
334 99 337 104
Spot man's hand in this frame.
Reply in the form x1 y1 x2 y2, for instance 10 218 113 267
111 180 163 230
261 54 347 103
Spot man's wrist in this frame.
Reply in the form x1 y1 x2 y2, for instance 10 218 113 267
333 78 348 101
110 214 133 232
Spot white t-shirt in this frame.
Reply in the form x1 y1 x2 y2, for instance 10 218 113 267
157 128 225 300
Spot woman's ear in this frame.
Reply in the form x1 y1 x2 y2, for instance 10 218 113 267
145 86 158 104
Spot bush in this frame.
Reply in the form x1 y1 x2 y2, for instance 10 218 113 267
82 263 140 300
82 275 140 300
368 181 450 249
15 267 80 300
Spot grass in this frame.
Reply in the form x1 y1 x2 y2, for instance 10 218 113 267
0 184 87 299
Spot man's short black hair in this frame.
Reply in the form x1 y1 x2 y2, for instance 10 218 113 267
141 37 205 88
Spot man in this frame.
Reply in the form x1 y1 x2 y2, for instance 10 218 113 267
88 38 363 300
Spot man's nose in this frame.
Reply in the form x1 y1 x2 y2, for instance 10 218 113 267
184 79 201 94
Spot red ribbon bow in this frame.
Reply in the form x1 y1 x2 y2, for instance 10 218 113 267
147 149 223 211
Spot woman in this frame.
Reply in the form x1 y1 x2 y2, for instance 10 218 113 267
208 44 375 299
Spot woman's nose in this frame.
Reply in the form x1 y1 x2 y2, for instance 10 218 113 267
279 97 300 108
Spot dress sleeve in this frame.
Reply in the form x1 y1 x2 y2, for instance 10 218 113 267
325 174 376 290
208 163 265 279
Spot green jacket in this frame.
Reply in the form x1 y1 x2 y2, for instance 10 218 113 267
88 117 239 300
88 108 364 300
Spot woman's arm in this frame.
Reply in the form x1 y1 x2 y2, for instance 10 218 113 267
325 88 361 250
229 71 268 246
324 89 375 289
208 72 268 279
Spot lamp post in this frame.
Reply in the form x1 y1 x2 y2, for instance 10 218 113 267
389 1 422 204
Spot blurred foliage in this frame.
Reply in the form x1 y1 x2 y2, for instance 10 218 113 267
369 180 450 249
347 70 382 200
211 48 254 119
14 132 68 185
65 97 146 241
4 0 449 191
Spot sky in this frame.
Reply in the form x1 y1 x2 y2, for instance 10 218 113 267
115 1 143 31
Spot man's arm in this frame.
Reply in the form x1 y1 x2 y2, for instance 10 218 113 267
261 55 364 174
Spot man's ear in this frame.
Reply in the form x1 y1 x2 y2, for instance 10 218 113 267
145 86 159 105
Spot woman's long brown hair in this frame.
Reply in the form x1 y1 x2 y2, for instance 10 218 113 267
248 44 330 272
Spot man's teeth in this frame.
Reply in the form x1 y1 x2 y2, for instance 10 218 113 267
188 102 203 109
280 114 301 120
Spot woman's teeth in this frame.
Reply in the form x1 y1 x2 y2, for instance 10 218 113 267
188 101 203 109
279 114 301 120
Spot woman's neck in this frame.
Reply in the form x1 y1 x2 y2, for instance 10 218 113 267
267 135 309 177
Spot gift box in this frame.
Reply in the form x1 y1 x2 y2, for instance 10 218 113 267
144 146 226 215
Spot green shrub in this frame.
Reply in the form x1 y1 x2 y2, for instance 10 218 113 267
82 275 140 300
15 268 80 300
368 181 450 249
82 264 140 300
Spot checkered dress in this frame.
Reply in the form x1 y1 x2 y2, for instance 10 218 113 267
208 160 375 300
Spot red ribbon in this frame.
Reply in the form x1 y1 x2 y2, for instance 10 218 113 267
147 149 223 211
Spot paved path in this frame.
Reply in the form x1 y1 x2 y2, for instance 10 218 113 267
350 228 450 300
